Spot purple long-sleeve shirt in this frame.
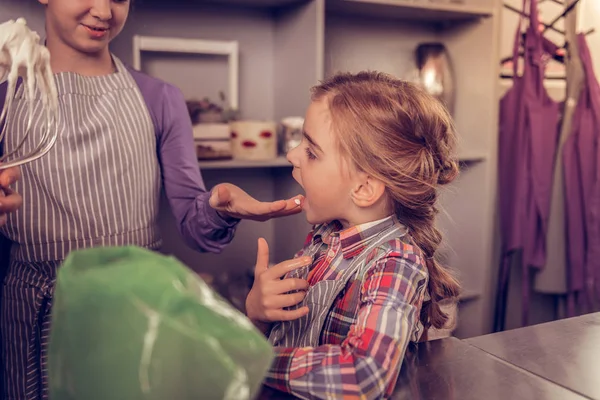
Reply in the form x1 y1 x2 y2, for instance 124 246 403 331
127 66 240 253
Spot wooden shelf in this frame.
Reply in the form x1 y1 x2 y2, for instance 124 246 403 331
326 0 494 22
199 156 292 169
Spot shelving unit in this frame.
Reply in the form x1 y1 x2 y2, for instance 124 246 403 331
114 0 501 338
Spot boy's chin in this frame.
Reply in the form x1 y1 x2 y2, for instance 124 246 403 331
73 41 110 55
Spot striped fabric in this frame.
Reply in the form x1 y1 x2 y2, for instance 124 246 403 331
0 57 161 399
264 216 429 399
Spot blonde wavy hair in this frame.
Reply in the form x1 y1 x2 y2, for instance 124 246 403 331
311 71 461 329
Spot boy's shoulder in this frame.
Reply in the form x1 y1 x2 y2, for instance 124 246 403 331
124 64 184 101
123 63 188 137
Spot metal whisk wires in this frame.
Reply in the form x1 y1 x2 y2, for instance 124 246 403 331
0 18 59 170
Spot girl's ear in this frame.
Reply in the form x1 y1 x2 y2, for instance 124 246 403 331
350 173 387 208
38 0 49 5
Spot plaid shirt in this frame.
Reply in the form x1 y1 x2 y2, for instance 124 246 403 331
264 216 428 399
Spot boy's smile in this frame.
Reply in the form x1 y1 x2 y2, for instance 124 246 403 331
81 23 110 40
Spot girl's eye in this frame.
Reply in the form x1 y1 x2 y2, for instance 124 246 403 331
305 147 317 160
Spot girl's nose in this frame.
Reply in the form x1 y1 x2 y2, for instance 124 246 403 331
286 145 300 168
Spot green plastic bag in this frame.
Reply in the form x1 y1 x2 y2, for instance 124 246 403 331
48 246 273 400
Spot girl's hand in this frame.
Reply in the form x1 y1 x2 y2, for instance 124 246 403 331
246 238 311 331
0 166 22 227
209 183 303 221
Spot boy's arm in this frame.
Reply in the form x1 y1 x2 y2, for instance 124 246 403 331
263 253 427 400
157 83 239 253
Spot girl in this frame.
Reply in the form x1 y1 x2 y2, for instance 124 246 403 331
245 71 461 399
0 0 301 398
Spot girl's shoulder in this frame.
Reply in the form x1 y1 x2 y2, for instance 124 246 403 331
365 235 428 276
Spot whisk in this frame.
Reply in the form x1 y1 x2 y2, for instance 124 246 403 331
0 18 59 171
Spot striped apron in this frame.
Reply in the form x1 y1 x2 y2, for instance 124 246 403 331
268 222 410 348
0 56 161 399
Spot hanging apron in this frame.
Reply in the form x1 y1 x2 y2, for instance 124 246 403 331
268 221 417 348
494 0 561 331
0 56 161 400
563 34 600 315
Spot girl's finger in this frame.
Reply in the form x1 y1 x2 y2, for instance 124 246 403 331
269 291 307 309
269 306 310 322
266 256 312 280
254 238 270 276
272 278 309 294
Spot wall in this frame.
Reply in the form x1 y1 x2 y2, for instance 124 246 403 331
114 3 277 121
579 0 600 77
1 0 45 32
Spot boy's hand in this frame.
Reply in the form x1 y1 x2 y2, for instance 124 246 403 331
0 166 22 227
246 238 311 328
209 183 303 221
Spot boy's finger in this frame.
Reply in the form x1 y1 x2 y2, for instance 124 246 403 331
0 189 22 213
209 184 231 209
0 166 21 187
267 199 287 213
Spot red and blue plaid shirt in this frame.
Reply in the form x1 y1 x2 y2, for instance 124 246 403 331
264 216 428 399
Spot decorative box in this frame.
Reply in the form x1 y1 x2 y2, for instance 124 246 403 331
229 120 277 161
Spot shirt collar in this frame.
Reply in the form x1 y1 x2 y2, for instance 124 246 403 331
312 215 397 259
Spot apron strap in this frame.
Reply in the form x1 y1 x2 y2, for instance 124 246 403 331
510 0 529 76
273 221 408 348
300 223 407 347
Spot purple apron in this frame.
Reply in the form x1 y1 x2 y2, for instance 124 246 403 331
563 34 600 315
494 0 561 331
